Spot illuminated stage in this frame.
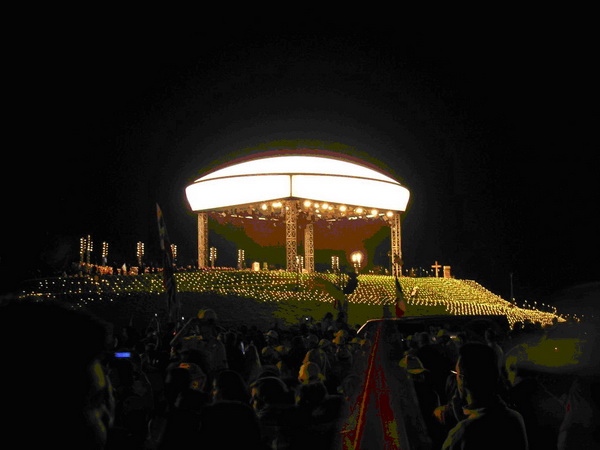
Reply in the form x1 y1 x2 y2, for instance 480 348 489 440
185 151 409 276
16 152 563 330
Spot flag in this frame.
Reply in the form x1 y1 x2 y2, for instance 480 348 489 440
157 204 179 322
394 277 406 318
312 276 345 311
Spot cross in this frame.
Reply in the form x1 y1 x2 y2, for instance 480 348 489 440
431 261 442 277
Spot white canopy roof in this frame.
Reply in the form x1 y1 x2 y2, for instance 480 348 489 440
185 154 410 212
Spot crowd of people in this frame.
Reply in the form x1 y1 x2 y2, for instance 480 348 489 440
0 297 597 449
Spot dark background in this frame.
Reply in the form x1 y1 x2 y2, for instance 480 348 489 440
4 22 597 306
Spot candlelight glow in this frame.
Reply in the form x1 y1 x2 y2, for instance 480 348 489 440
19 271 565 329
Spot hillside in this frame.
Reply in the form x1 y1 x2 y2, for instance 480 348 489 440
17 271 560 330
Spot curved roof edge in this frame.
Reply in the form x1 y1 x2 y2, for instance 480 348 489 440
185 153 410 212
196 154 399 183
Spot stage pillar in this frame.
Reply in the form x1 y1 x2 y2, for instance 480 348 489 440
197 212 208 268
285 200 298 272
304 223 314 273
391 212 403 277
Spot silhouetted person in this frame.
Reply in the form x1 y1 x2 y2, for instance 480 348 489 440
485 328 504 372
442 342 529 450
242 341 263 384
436 328 459 367
250 376 294 449
105 352 154 448
149 362 209 449
282 335 307 376
303 347 331 379
557 375 600 449
505 358 564 450
416 331 454 404
298 361 325 385
0 300 113 449
400 354 446 448
223 330 245 374
200 400 265 449
170 309 227 385
320 312 334 335
211 368 251 404
283 381 329 449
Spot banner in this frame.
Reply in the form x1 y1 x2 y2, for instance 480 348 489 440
157 204 179 322
312 275 345 311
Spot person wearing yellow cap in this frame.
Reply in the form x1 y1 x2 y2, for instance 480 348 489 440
298 361 325 385
303 348 331 379
332 329 348 347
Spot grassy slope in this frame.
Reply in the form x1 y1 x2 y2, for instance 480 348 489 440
18 271 555 331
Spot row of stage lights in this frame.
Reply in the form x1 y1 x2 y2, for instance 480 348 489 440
300 200 395 219
223 199 397 221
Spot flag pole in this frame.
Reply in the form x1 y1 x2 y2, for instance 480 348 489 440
156 204 180 326
394 276 406 318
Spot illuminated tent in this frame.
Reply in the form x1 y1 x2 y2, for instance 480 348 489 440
185 152 410 274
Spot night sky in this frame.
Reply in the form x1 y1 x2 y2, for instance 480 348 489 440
4 24 597 305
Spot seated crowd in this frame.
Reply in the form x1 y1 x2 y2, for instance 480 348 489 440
0 299 596 449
